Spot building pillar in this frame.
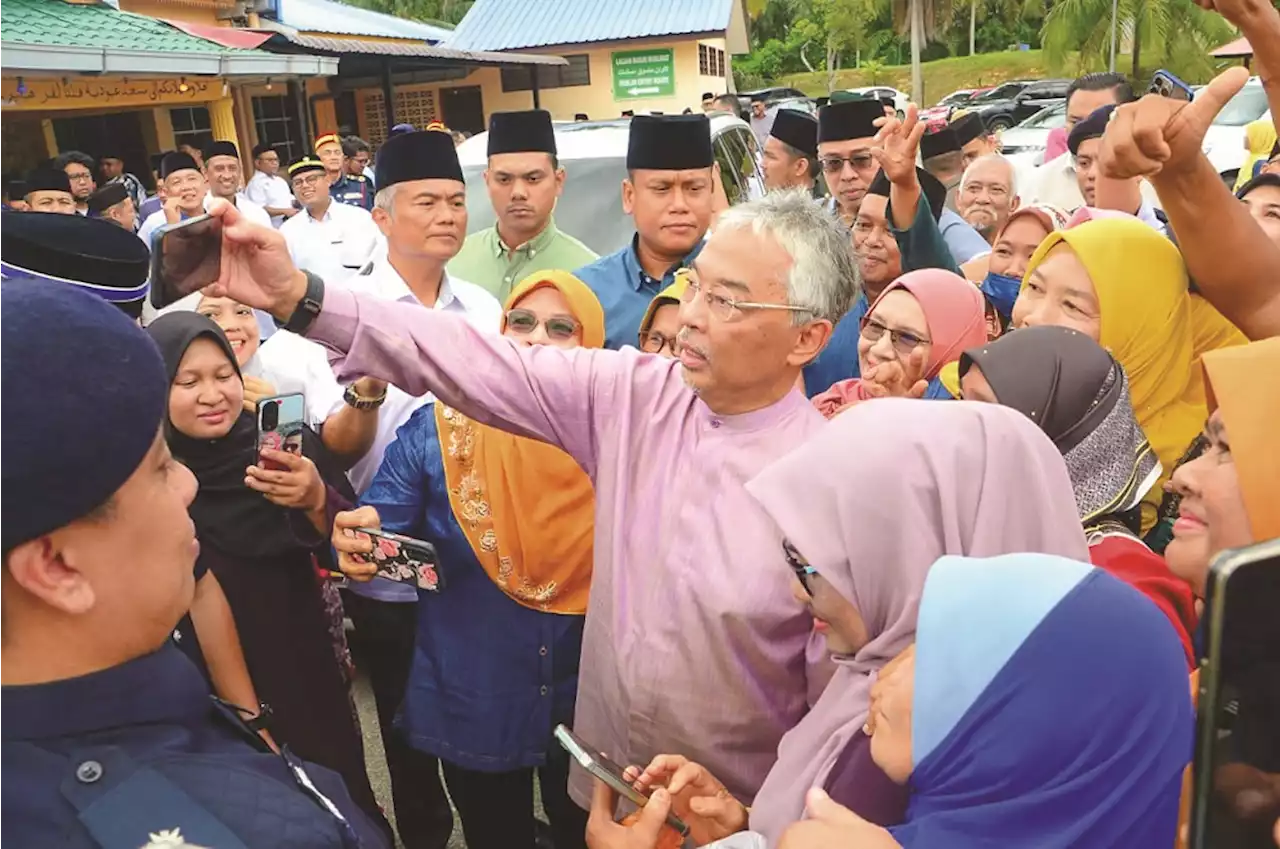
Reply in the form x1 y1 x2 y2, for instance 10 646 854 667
40 118 58 157
207 95 238 143
153 107 176 151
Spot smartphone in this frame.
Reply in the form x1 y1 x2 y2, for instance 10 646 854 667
257 393 306 472
149 213 223 308
554 724 689 837
1149 69 1194 102
1190 537 1280 849
353 527 443 592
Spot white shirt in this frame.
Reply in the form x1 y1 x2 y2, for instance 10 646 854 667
279 200 383 286
340 260 502 602
137 194 272 250
249 330 346 427
1025 151 1163 212
244 170 296 227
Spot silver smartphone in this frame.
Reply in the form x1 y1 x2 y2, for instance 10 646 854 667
1190 537 1280 849
553 724 689 836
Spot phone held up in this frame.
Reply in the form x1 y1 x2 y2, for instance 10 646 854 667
149 213 223 309
553 724 690 837
256 393 306 472
353 527 443 592
1149 69 1194 102
1190 537 1280 849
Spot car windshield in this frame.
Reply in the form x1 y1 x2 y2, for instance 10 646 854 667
974 83 1022 102
1015 102 1067 130
941 91 974 106
463 157 632 257
1210 84 1269 126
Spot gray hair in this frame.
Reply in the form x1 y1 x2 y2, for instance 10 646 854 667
960 153 1018 199
714 189 858 325
373 184 398 214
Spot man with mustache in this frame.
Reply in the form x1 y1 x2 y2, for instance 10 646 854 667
137 151 209 248
575 114 717 349
957 154 1019 246
450 109 596 302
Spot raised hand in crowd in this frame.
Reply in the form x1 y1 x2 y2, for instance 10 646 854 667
776 789 902 849
1192 0 1280 122
200 198 308 320
861 347 929 400
331 505 382 582
871 105 928 232
624 754 749 845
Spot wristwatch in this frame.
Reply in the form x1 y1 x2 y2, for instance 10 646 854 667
281 270 324 335
343 383 387 410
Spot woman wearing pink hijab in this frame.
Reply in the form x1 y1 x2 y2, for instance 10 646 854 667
606 401 1089 849
812 269 988 418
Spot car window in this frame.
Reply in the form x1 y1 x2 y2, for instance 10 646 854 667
975 83 1023 101
713 127 752 206
1210 84 1269 126
1016 101 1067 129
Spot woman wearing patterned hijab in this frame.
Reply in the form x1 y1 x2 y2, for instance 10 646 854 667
959 326 1196 665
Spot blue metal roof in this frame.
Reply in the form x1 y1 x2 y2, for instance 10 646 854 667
274 0 453 42
446 0 734 51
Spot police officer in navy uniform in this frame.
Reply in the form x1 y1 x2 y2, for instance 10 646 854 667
316 133 374 211
0 276 389 847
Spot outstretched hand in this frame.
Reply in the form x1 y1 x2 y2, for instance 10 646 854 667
863 348 929 399
776 788 902 849
200 198 309 321
871 105 926 187
1100 66 1250 181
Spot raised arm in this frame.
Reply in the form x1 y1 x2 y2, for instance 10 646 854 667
1199 0 1280 130
1101 67 1280 339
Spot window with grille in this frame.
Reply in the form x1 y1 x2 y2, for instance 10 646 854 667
170 106 212 152
363 89 440 147
251 95 303 164
500 55 591 93
699 45 726 78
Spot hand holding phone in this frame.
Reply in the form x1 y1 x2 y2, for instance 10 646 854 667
257 393 306 472
556 725 689 837
149 213 223 308
331 507 442 591
1149 69 1194 102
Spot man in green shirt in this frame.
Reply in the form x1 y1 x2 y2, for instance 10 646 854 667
449 109 596 299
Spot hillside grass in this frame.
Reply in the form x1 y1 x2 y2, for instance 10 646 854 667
778 50 1146 105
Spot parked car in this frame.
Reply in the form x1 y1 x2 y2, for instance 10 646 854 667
1199 78 1270 182
843 86 911 117
456 114 764 256
997 100 1066 158
920 87 993 130
963 78 1072 132
737 86 809 114
771 96 819 117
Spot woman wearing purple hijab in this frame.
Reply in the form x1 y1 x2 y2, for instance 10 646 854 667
607 400 1089 848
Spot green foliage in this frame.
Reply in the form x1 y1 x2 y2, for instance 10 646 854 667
340 0 470 25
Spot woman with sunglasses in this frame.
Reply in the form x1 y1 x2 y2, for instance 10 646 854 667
331 270 603 849
592 401 1087 849
811 269 989 418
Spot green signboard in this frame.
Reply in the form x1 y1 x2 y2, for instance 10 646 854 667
611 48 676 100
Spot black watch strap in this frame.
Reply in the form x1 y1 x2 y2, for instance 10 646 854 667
282 270 325 335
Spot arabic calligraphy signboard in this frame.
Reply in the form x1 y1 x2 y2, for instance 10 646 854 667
1 77 217 110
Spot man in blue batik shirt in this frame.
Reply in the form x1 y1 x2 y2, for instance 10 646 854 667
574 114 717 350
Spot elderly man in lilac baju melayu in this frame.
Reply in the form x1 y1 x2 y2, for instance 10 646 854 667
204 187 859 812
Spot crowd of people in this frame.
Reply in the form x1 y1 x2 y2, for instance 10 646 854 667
3 0 1280 846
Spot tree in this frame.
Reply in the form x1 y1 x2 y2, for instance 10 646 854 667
342 0 473 25
890 0 948 102
1041 0 1235 81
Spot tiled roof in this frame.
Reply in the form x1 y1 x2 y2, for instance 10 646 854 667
446 0 734 51
1 0 255 52
275 0 453 42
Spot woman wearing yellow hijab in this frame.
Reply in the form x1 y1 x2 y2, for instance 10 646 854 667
1010 216 1246 548
1233 118 1278 193
343 270 601 849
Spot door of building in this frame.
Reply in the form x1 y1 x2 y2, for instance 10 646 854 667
52 111 153 190
440 86 484 136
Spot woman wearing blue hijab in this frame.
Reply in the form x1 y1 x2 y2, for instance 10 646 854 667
773 553 1192 849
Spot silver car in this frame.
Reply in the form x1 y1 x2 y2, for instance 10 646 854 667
456 114 764 255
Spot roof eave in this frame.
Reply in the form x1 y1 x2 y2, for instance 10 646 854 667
0 42 338 76
260 26 567 65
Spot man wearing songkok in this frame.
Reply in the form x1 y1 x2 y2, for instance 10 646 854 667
0 281 389 849
950 111 999 166
919 126 991 261
816 96 884 228
137 151 209 248
279 154 381 287
23 168 76 215
1067 104 1168 235
762 109 823 199
245 143 299 227
450 109 597 301
87 182 140 235
201 140 271 228
316 132 373 211
575 114 717 349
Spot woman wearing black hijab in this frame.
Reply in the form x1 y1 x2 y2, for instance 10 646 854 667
958 325 1198 667
147 312 385 831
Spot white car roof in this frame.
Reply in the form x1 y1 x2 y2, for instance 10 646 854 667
456 113 753 166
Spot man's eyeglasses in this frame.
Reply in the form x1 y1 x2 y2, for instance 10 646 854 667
505 308 579 340
639 331 679 355
859 315 930 357
292 173 326 189
66 171 94 183
784 539 818 596
677 268 813 323
820 153 877 174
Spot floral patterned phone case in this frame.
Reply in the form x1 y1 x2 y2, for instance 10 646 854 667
354 527 442 592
